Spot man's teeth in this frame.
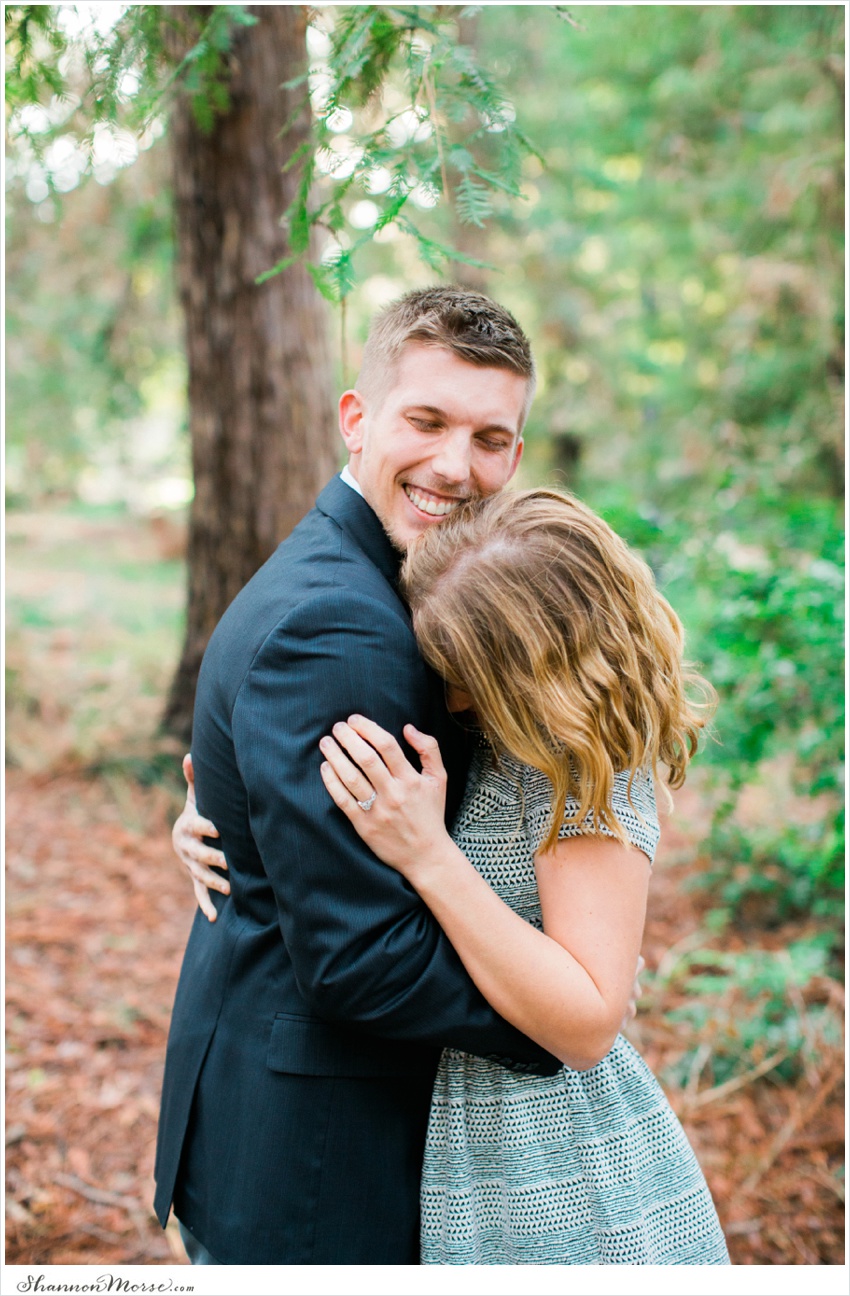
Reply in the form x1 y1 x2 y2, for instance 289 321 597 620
404 487 461 517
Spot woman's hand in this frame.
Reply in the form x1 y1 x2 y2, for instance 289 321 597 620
623 955 645 1030
319 715 451 879
172 754 229 922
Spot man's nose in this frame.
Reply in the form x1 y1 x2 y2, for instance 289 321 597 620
431 432 472 484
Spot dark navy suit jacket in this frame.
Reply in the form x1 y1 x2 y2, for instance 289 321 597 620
154 475 558 1263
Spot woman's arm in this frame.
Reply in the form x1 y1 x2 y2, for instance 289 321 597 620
320 717 650 1070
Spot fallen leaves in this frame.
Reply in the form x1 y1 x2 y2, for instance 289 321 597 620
5 769 194 1265
636 787 845 1265
5 769 845 1265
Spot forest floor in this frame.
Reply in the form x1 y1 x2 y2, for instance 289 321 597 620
5 510 845 1266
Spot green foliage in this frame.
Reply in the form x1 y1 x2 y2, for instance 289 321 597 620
596 483 844 926
163 5 258 133
6 4 540 300
5 137 183 504
665 495 843 769
657 936 842 1089
6 510 185 773
274 5 541 299
655 491 844 923
455 173 492 228
700 815 844 930
4 4 260 504
5 5 844 943
462 5 844 929
326 5 418 106
4 4 259 194
474 4 843 500
4 4 67 104
702 542 841 783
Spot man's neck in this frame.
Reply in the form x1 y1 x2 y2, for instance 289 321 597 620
337 463 405 555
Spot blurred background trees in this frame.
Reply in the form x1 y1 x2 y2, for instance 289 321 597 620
5 4 845 1264
7 4 338 739
7 3 843 926
6 0 845 1069
158 5 336 737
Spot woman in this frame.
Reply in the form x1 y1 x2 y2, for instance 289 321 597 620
176 488 728 1264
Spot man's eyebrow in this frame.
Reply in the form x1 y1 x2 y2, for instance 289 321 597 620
404 404 448 420
405 404 518 437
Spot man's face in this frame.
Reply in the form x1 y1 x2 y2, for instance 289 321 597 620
339 343 527 549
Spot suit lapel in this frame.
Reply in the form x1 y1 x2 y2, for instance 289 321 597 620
314 474 473 822
315 475 402 587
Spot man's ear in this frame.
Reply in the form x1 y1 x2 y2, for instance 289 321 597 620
339 390 366 455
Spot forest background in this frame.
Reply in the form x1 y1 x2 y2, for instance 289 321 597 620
5 1 846 1271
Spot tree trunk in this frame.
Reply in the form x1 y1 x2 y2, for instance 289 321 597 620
162 5 337 742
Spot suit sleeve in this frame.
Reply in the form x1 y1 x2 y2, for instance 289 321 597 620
232 588 559 1074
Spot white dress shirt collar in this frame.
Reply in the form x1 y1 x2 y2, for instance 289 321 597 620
339 463 364 498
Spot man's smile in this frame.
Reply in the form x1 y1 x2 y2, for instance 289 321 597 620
403 484 467 518
338 343 527 546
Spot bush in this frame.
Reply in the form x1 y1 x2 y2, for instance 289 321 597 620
656 935 843 1089
630 491 844 927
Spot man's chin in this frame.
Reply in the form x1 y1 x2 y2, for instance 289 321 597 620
386 525 427 552
386 506 448 551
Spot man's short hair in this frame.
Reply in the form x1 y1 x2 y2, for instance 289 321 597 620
357 285 536 428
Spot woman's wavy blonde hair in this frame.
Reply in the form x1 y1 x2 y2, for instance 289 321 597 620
401 488 715 854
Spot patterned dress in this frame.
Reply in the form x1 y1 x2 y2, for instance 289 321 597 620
420 743 730 1265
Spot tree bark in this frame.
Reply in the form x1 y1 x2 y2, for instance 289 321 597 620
162 5 337 742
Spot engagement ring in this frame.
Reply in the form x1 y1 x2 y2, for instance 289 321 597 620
357 791 377 812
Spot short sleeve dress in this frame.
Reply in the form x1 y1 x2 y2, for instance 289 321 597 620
419 742 730 1265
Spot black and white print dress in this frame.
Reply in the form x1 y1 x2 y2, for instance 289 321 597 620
420 743 730 1265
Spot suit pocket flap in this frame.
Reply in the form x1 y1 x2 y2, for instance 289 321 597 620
267 1013 434 1078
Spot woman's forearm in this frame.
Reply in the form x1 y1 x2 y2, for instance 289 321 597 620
315 716 642 1066
412 842 622 1069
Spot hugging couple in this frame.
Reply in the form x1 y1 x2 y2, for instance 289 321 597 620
154 286 729 1266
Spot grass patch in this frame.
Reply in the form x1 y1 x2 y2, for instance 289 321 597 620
6 507 186 777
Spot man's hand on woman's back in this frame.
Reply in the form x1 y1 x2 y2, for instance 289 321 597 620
172 753 228 921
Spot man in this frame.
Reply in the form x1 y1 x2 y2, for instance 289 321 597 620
154 286 562 1265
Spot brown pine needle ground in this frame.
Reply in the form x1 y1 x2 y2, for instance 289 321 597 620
5 512 845 1265
6 771 844 1265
